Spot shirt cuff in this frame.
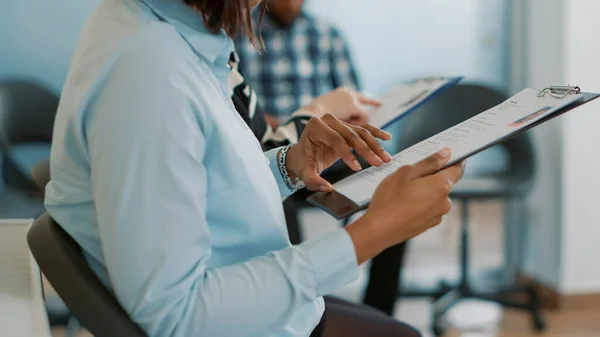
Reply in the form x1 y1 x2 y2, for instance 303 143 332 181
298 228 359 296
289 108 318 120
265 147 293 199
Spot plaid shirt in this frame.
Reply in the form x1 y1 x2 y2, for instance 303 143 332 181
228 51 315 151
235 10 360 123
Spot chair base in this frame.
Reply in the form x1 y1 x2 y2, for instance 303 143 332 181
402 197 545 336
429 280 545 336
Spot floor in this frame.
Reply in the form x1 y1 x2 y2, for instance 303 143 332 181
49 201 600 337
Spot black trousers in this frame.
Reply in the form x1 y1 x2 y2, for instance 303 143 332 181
310 297 420 337
363 241 408 315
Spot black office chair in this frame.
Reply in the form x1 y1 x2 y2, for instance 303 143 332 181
28 213 148 337
0 80 57 192
395 84 544 336
29 160 148 337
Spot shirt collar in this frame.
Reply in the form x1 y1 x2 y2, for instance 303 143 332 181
141 0 233 65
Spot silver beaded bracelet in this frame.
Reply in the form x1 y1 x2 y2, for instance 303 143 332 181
278 144 305 193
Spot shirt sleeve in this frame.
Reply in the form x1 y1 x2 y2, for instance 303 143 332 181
329 27 361 91
229 66 316 151
229 49 317 152
86 44 358 337
261 110 315 150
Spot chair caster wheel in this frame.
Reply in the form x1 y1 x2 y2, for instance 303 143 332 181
533 314 546 332
434 282 452 299
432 324 445 337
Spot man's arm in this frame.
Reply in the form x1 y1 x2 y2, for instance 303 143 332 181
260 112 314 150
329 27 361 91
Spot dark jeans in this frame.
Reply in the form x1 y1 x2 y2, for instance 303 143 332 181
310 296 420 337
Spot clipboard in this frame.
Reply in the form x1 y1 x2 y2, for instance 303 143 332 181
373 76 463 130
308 85 600 220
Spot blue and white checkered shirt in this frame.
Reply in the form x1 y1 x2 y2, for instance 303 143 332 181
235 10 360 123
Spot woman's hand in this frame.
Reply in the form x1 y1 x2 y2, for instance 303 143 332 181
285 113 392 191
345 149 466 264
304 87 381 126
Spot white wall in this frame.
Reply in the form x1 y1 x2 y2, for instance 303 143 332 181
0 0 98 92
305 0 509 158
514 0 600 294
561 0 600 294
305 0 508 94
3 0 509 95
511 0 566 289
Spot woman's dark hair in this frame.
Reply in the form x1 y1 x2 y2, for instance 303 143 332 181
185 0 267 49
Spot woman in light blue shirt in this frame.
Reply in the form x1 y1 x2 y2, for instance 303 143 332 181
45 0 465 336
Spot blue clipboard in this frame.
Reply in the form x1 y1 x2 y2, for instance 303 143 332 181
376 76 463 130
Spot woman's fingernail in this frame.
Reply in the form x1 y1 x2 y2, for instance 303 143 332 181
319 185 330 192
374 155 384 165
383 151 392 161
439 148 451 158
353 159 362 170
462 160 468 168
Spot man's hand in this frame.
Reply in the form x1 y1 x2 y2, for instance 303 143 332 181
264 114 280 129
285 113 392 192
304 87 381 126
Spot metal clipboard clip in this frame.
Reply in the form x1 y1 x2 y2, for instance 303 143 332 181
407 76 444 86
538 85 581 99
419 76 444 84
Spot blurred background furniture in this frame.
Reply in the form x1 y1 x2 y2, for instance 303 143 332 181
0 218 51 337
0 80 56 194
0 80 76 331
28 211 148 337
394 84 544 336
31 153 146 337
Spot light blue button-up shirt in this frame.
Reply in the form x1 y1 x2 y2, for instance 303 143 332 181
45 0 358 336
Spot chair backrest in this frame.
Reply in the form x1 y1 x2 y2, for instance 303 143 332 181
29 162 147 336
0 80 58 150
28 161 147 336
397 83 536 181
27 213 148 337
31 159 51 198
0 81 58 191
